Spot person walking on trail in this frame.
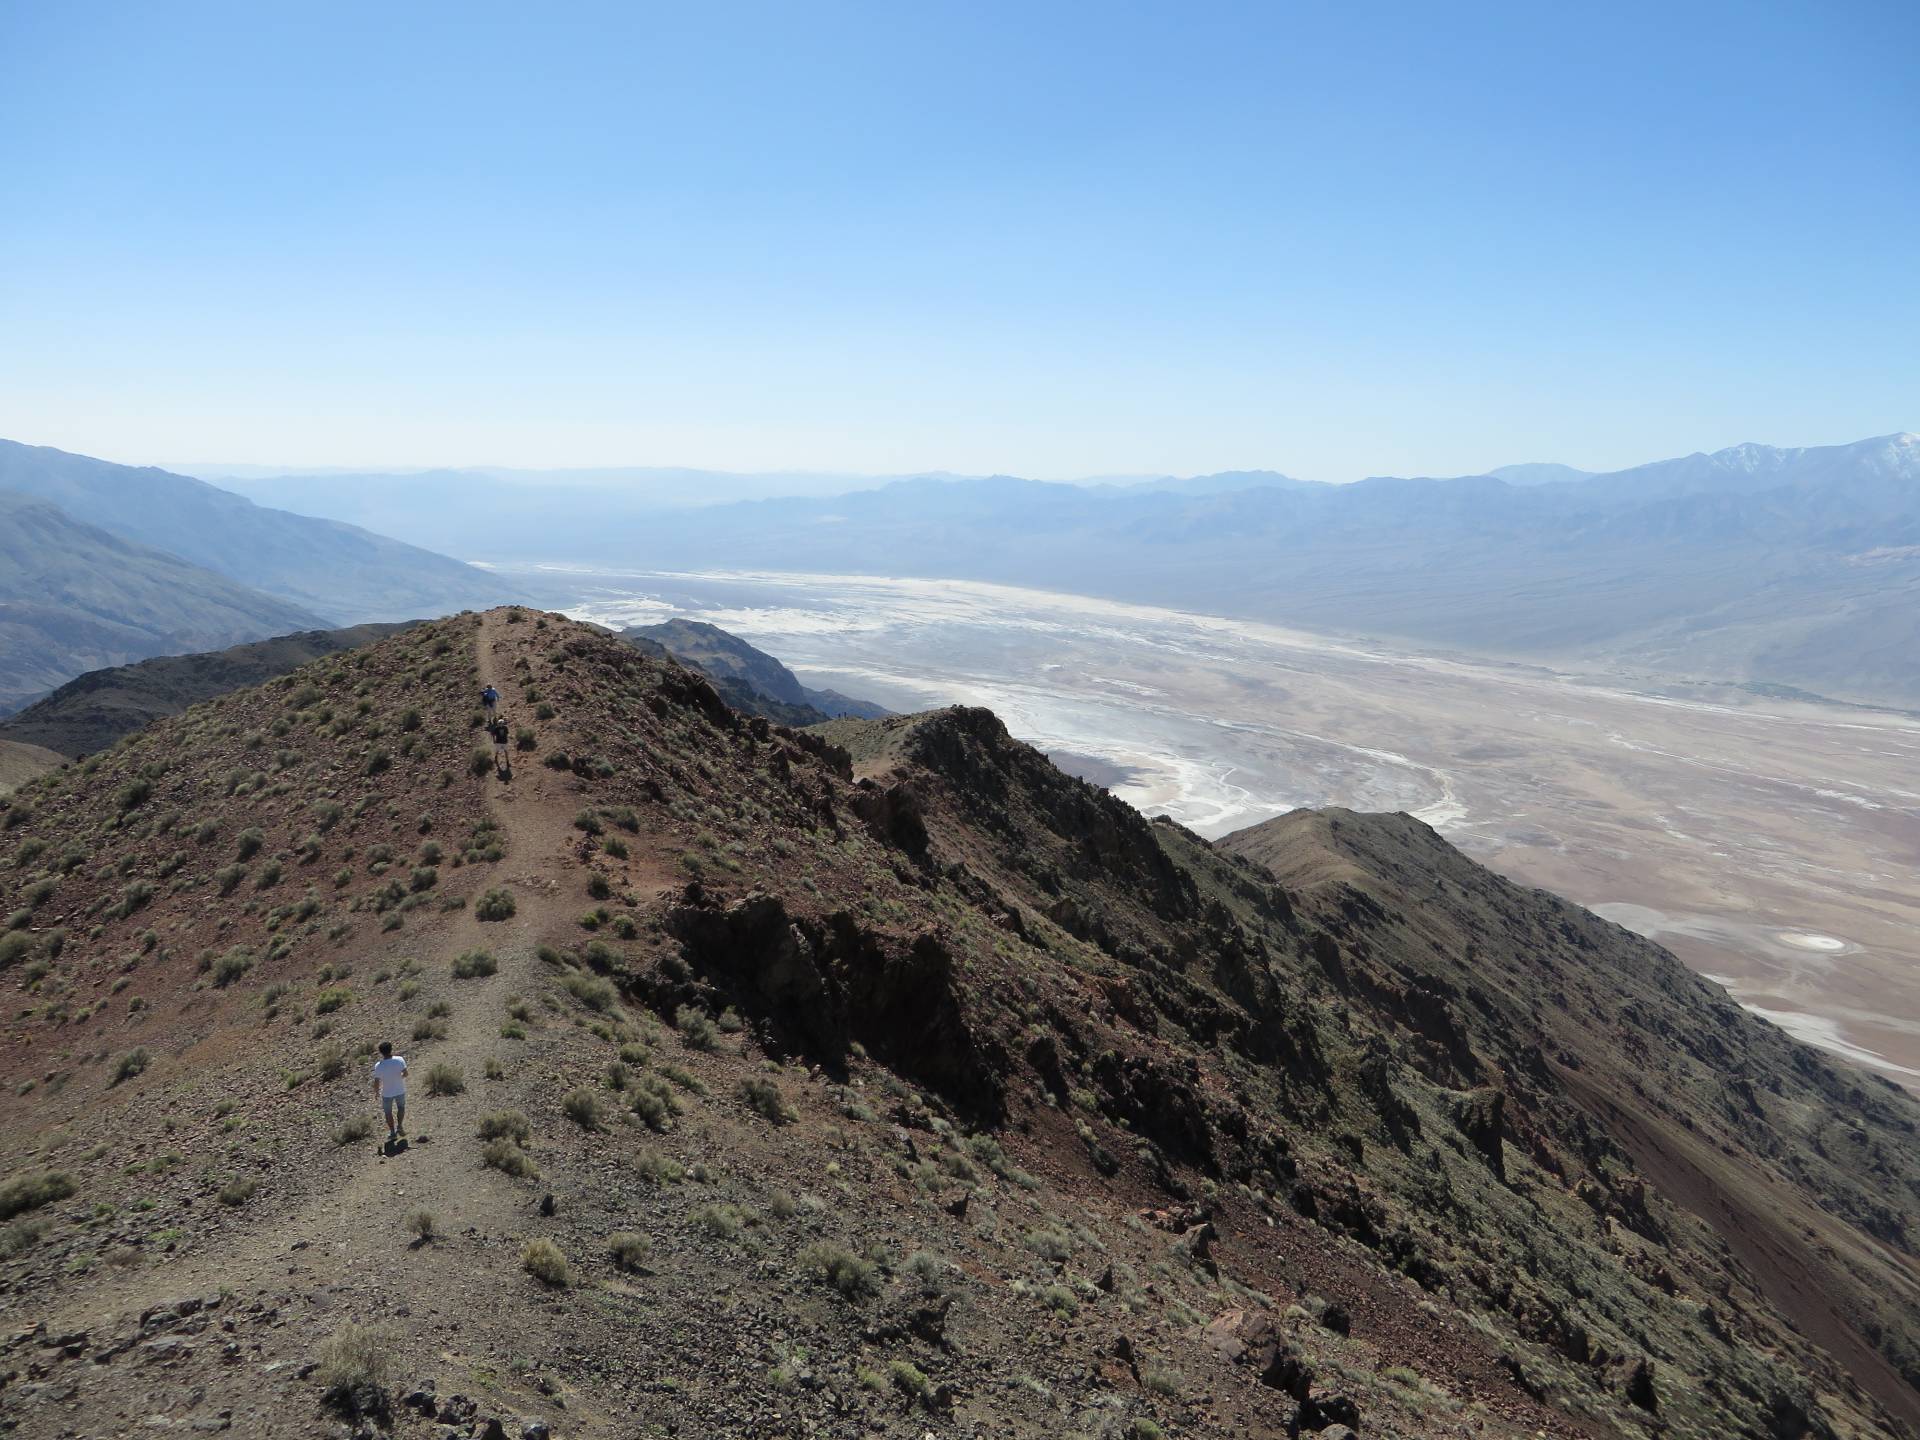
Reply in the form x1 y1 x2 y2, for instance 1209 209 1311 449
489 715 511 774
372 1041 409 1143
481 684 499 718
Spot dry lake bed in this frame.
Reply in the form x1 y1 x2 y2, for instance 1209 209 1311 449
528 566 1920 1084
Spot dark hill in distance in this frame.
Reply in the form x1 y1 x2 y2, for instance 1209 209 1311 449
0 621 413 758
0 491 326 713
0 439 518 625
621 617 887 724
3 609 1913 1438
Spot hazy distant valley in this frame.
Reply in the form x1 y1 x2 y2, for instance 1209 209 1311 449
534 566 1920 1085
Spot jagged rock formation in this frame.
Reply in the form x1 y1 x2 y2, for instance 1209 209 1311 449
0 610 1914 1439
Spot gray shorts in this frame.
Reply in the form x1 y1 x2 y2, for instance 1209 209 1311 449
381 1093 406 1124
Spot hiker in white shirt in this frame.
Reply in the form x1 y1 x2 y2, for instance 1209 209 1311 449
371 1041 409 1142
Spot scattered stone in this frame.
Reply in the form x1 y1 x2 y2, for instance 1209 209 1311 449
944 1193 968 1219
403 1378 438 1412
438 1394 478 1425
538 1193 556 1218
1317 1427 1358 1440
140 1338 189 1364
1318 1300 1351 1336
520 1422 552 1440
1201 1309 1314 1401
1303 1389 1359 1429
1625 1355 1658 1413
1170 1221 1218 1277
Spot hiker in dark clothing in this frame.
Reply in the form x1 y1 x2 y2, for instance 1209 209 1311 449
489 716 511 774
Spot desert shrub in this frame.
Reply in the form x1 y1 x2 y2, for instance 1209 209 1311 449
217 1177 257 1206
562 972 616 1011
315 987 352 1014
514 727 535 751
315 1042 347 1081
585 873 612 901
659 1064 707 1095
609 1231 650 1272
312 799 344 832
521 1238 569 1287
573 809 603 836
405 1209 436 1242
561 1088 603 1130
211 948 254 987
483 1056 505 1079
536 701 556 721
114 778 151 813
797 1241 879 1299
634 1151 683 1185
422 1063 464 1096
214 864 247 897
740 1078 792 1125
480 1139 538 1179
1023 1226 1073 1262
364 750 392 777
690 1203 758 1241
451 949 497 978
315 1322 396 1408
409 865 437 892
0 1171 75 1220
676 1008 718 1051
470 749 493 777
332 1115 373 1147
0 932 31 969
474 888 515 921
477 1109 532 1143
235 828 265 861
110 1048 151 1086
630 1080 675 1132
543 750 571 770
889 1359 930 1401
399 708 422 732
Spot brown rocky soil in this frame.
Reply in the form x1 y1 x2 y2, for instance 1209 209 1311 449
1 609 1916 1440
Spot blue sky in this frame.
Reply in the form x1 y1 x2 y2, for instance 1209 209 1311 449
1 1 1915 481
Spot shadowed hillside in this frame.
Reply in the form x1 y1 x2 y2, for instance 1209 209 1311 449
0 622 415 759
0 493 325 714
1 611 1914 1440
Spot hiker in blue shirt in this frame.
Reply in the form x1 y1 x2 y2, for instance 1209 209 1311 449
481 684 499 719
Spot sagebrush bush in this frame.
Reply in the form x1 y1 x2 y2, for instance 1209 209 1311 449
797 1241 879 1299
563 972 616 1011
561 1088 603 1130
111 1048 151 1087
740 1077 791 1125
424 1063 464 1096
315 1322 396 1403
474 888 515 921
451 949 497 978
478 1110 532 1144
406 1209 437 1242
677 1008 718 1051
332 1116 373 1147
481 1139 538 1179
522 1237 569 1286
609 1230 650 1272
0 1171 75 1221
218 1177 257 1206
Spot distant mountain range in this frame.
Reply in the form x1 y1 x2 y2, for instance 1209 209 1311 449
518 433 1917 708
0 440 520 711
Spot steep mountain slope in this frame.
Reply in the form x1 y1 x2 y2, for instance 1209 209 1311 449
0 740 61 798
0 492 326 713
1 612 1915 1440
0 622 414 758
0 440 515 623
622 618 887 723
